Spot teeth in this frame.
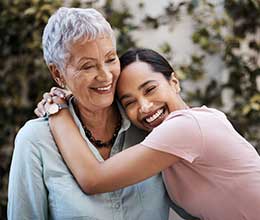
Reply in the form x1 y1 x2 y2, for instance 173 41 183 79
145 108 164 123
96 85 112 91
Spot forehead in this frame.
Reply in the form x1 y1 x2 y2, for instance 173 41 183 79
68 36 116 62
120 61 164 83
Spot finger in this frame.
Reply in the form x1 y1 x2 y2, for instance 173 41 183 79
50 86 58 92
52 89 66 99
52 95 67 104
50 87 59 95
43 92 53 103
34 108 45 117
37 100 47 116
34 108 41 117
50 87 68 98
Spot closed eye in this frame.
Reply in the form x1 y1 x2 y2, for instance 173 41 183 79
106 57 117 63
81 63 95 70
123 100 136 108
144 85 156 95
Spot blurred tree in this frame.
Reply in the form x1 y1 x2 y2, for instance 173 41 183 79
184 0 260 148
0 0 62 218
143 0 259 149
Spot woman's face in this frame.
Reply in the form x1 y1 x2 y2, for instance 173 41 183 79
62 36 120 111
117 61 181 131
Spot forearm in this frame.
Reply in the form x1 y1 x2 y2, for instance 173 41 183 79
49 110 179 194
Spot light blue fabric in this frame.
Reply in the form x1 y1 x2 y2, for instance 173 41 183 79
8 100 170 220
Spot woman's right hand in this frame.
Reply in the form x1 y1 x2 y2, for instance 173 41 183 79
34 87 71 117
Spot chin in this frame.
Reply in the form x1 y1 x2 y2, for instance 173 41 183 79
95 98 115 109
134 123 152 132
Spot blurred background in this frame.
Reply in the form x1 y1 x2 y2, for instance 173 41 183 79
0 0 259 219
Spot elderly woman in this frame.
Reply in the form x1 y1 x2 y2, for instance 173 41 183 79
7 7 195 220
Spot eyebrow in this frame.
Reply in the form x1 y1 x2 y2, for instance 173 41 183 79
105 49 116 56
119 80 156 102
138 80 155 90
77 57 96 66
77 49 116 65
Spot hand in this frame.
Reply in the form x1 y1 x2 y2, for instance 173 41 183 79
34 87 72 117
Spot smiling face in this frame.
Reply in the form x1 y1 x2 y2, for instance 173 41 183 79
55 36 120 111
117 61 185 131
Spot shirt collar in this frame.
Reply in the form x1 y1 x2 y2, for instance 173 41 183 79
67 97 131 160
68 97 104 161
116 99 131 133
68 97 131 131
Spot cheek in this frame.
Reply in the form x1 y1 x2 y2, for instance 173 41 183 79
109 59 121 75
111 62 121 79
125 107 139 124
126 108 150 131
66 75 91 94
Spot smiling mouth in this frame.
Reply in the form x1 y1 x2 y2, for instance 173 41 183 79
92 84 112 93
142 106 167 128
145 108 164 123
96 84 112 91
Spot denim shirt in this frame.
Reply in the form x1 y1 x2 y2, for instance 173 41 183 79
8 101 170 220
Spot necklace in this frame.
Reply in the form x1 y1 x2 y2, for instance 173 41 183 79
72 97 121 148
82 122 121 148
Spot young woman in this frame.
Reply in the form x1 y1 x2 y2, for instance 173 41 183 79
41 48 260 220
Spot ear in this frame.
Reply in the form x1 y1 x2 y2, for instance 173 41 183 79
170 72 181 93
48 64 66 88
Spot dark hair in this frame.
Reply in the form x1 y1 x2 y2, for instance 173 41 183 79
119 48 174 80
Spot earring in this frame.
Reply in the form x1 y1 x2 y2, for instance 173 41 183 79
56 77 65 88
60 81 65 88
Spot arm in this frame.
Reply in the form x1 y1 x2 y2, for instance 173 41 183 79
8 125 48 220
49 110 180 194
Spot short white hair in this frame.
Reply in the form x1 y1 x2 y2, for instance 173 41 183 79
42 7 116 71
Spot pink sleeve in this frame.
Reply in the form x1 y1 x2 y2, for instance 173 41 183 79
141 112 204 163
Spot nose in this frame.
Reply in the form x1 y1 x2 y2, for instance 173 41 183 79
96 65 113 82
139 98 154 113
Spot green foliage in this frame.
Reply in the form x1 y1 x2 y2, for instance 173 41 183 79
149 0 259 148
0 0 62 218
186 0 260 146
103 1 137 54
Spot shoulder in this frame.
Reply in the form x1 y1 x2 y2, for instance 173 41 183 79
16 118 50 143
161 109 201 132
164 106 225 129
146 109 204 149
142 110 204 163
14 118 53 158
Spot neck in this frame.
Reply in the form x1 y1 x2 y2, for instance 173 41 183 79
173 95 190 111
73 99 120 141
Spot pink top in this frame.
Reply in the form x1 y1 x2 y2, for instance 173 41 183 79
141 106 260 220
